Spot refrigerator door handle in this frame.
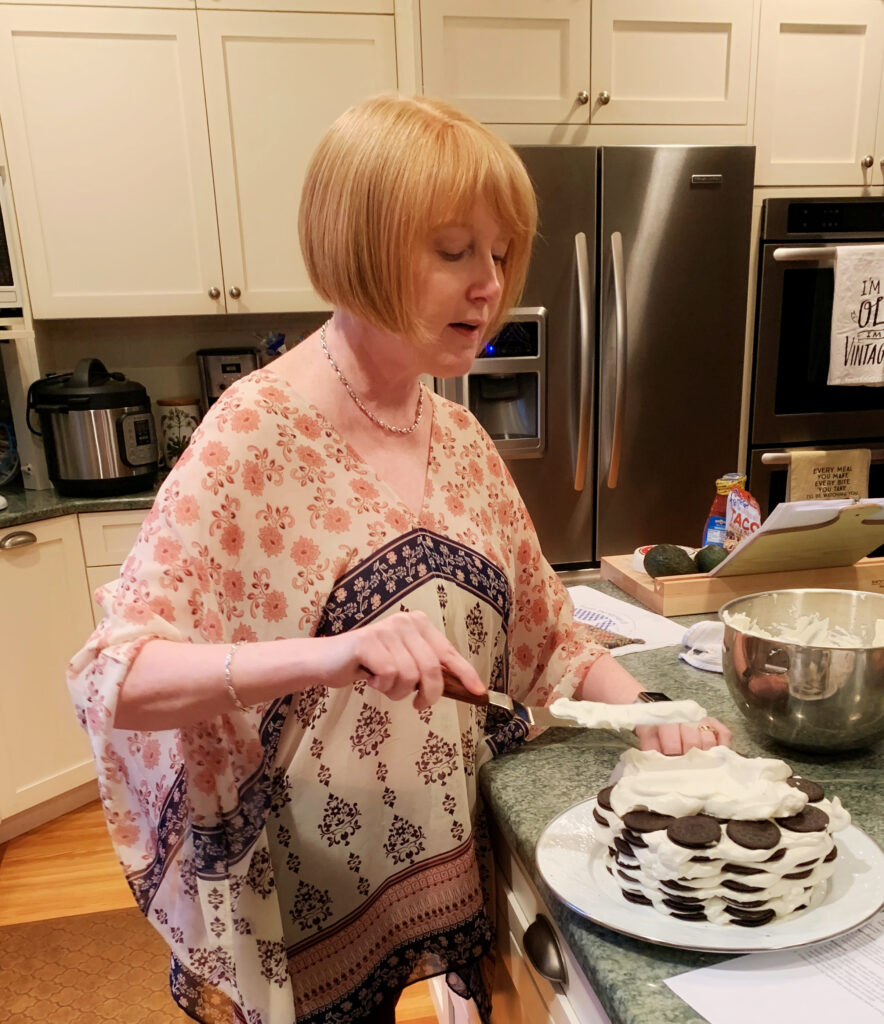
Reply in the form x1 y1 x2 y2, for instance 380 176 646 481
608 230 628 489
573 231 592 491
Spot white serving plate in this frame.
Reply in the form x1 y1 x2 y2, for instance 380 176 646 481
536 798 884 953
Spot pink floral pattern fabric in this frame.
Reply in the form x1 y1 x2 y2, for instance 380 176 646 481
67 368 607 1023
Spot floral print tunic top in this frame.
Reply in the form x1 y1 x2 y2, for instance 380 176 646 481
67 368 607 1023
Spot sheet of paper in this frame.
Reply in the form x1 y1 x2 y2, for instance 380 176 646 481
665 910 884 1024
567 585 685 656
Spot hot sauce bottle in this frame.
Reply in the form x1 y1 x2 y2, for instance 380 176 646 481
702 473 746 548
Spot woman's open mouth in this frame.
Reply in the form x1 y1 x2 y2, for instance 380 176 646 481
449 321 481 337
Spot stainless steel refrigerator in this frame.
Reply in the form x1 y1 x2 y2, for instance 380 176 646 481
438 145 755 567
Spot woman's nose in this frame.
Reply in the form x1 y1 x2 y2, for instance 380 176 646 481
469 254 503 303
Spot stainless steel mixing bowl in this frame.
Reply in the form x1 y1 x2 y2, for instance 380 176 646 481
720 588 884 752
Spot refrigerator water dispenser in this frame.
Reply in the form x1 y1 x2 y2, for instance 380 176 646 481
439 308 546 458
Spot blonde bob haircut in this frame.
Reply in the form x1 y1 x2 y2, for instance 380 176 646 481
299 94 538 345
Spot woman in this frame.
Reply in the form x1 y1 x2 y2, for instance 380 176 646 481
68 94 731 1024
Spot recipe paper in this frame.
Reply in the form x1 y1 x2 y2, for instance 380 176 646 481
665 910 884 1024
567 585 685 656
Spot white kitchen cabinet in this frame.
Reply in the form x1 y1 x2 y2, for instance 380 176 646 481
198 10 397 313
79 509 147 626
419 0 590 125
589 0 757 126
0 515 96 825
754 0 884 186
0 6 225 318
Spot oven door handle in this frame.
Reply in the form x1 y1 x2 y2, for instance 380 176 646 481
772 246 837 263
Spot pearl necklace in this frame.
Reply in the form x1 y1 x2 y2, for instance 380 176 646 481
320 320 424 435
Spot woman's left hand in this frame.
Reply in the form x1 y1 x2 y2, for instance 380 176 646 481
634 716 732 755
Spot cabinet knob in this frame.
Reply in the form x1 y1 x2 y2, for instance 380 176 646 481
208 287 221 299
576 90 590 105
229 286 242 299
523 915 568 985
597 90 611 105
861 154 874 169
0 530 37 550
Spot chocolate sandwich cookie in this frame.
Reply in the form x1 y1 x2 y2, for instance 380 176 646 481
722 896 766 909
763 848 786 862
622 810 676 833
786 776 825 802
660 879 698 892
725 913 774 929
783 868 815 879
614 837 636 857
597 786 614 811
721 879 765 893
725 819 780 850
824 845 838 863
722 863 765 875
621 889 652 906
593 807 610 827
777 806 829 832
666 814 722 849
662 896 703 911
617 869 640 883
668 909 707 921
622 830 649 849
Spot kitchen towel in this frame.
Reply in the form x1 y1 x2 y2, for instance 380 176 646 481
828 244 884 385
785 448 870 502
679 620 724 673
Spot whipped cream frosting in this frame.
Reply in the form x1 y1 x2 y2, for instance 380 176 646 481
598 747 851 926
549 697 707 731
607 746 851 823
724 609 884 649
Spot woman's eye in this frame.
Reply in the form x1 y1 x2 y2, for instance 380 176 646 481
438 250 465 262
492 253 507 266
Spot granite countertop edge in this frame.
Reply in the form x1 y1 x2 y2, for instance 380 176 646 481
0 481 162 529
478 581 884 1024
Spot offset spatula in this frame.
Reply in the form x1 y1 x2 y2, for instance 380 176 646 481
438 671 708 737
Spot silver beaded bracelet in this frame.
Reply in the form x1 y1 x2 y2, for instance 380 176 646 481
224 641 249 712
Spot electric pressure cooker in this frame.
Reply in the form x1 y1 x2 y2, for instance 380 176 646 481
27 358 158 497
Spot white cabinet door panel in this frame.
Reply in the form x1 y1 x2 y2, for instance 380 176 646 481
420 0 590 125
754 0 884 185
590 0 756 125
199 11 397 312
0 6 224 317
0 516 96 819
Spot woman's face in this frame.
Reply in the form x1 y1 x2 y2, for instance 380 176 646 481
413 200 510 378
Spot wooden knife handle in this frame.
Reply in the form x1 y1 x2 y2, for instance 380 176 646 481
357 664 488 707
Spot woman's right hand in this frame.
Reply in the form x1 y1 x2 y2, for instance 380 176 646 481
326 610 486 710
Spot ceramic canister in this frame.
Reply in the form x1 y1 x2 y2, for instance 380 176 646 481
156 397 201 468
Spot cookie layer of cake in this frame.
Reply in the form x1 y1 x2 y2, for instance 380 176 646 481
594 747 850 926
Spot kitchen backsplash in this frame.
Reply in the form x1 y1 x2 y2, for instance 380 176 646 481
32 312 328 407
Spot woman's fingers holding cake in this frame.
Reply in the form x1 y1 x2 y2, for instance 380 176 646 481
635 717 733 755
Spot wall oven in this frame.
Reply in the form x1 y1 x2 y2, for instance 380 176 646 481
750 197 884 450
748 198 884 526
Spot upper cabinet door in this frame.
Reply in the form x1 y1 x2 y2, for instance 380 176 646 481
590 0 756 125
0 6 224 318
754 0 884 186
419 0 590 125
199 11 397 313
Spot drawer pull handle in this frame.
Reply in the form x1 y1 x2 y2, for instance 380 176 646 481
0 530 37 550
523 915 567 985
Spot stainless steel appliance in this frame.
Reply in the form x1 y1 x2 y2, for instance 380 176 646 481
26 357 157 496
750 197 884 452
196 347 260 412
438 145 756 566
0 164 23 314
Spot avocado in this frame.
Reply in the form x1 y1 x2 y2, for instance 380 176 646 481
695 544 729 573
643 544 698 578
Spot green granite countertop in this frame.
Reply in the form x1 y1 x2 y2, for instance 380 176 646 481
0 478 163 529
478 581 884 1024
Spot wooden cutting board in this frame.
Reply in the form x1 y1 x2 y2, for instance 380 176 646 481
712 502 884 577
599 553 884 616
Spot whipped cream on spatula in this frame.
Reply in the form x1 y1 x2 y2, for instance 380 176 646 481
549 697 707 730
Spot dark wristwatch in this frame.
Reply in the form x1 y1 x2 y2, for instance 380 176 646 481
635 691 672 703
